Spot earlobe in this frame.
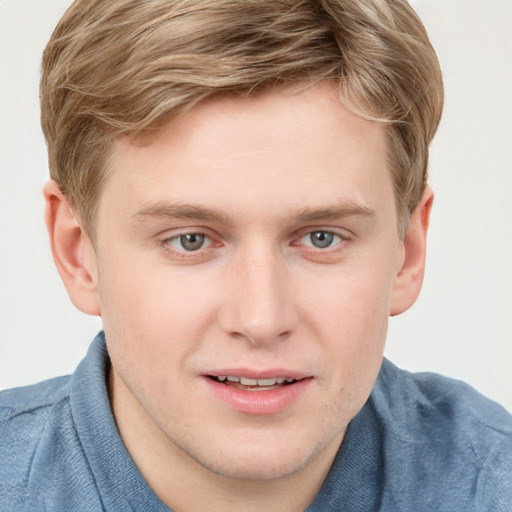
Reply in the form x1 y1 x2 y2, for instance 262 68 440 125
43 180 101 316
390 187 434 317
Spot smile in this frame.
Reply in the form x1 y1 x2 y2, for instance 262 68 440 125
204 374 312 414
210 375 297 390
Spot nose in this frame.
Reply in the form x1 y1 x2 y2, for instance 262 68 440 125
218 244 299 345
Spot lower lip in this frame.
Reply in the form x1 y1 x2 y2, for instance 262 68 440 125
203 377 312 415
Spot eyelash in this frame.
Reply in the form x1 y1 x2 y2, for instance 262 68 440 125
295 230 348 250
159 228 350 260
160 231 216 259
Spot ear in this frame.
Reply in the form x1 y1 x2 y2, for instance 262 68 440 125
390 187 434 316
43 180 101 316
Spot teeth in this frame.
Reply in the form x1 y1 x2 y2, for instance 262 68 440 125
218 375 295 386
256 378 277 386
240 377 258 386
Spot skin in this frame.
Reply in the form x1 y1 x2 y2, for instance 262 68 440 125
44 82 432 512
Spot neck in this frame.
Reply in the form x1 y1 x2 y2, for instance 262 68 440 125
109 367 343 512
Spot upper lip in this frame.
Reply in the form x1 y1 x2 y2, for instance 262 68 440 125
202 368 312 380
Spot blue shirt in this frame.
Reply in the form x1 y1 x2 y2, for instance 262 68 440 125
1 332 511 511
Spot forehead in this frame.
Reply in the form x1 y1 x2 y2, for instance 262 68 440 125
102 83 392 228
126 83 384 166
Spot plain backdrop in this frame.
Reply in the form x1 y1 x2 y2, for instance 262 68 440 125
0 0 511 412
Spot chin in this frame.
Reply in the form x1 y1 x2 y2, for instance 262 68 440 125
201 452 310 482
180 431 329 482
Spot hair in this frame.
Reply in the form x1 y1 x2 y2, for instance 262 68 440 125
40 0 443 241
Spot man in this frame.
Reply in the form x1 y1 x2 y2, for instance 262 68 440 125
1 1 511 510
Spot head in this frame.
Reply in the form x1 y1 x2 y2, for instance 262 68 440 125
41 0 442 242
41 0 443 494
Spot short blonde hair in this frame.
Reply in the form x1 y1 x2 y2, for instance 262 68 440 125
41 0 443 240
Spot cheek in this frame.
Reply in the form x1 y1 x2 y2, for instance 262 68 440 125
306 258 394 338
97 260 220 370
321 289 388 385
304 261 394 393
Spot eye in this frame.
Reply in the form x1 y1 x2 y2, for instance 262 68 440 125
300 230 344 249
167 232 210 252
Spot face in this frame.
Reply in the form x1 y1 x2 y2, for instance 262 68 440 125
90 83 406 481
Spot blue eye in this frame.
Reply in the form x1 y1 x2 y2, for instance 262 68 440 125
301 231 343 249
170 233 208 251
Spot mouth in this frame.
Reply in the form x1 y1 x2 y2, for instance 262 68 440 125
207 375 299 391
204 372 312 414
202 368 316 415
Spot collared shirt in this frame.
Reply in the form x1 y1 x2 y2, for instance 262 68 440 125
1 332 511 511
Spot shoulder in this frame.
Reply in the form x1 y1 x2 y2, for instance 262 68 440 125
0 375 72 440
375 359 512 439
370 360 512 510
0 376 75 509
0 374 71 415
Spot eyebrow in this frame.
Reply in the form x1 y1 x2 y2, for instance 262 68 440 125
132 200 375 224
293 203 376 222
133 202 233 224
